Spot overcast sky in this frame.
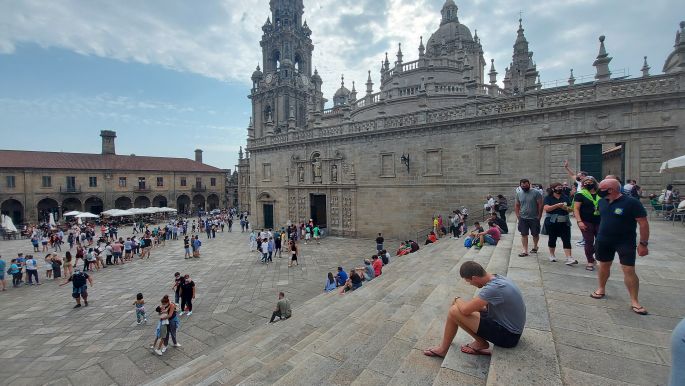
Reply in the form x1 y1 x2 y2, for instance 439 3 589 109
0 0 681 169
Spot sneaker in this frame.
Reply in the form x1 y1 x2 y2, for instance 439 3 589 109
154 349 163 356
179 311 184 316
150 344 155 349
137 321 142 325
548 256 557 262
172 343 182 347
565 258 579 266
144 319 148 323
576 240 585 246
161 346 167 353
84 301 89 306
73 304 82 308
187 311 192 316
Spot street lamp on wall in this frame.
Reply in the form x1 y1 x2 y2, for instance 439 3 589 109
400 154 410 173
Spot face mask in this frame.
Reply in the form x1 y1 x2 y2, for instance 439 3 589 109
521 186 530 191
584 183 596 190
576 177 582 182
597 189 610 198
553 189 563 194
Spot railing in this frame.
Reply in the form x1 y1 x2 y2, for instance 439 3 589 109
134 186 152 193
432 83 465 93
191 185 207 192
401 60 420 72
59 185 81 193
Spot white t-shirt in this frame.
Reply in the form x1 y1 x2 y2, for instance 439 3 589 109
25 258 38 270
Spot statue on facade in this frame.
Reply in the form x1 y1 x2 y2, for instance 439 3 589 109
313 159 322 181
298 165 305 183
331 164 338 183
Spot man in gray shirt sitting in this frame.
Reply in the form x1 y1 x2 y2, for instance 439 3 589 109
423 261 526 357
268 292 292 323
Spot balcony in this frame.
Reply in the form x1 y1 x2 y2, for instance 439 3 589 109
134 185 152 193
59 185 81 194
191 185 207 192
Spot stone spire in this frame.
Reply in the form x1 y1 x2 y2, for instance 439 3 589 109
593 35 612 82
663 21 685 74
488 59 497 86
239 146 243 160
418 36 425 58
384 52 390 71
440 0 458 26
515 18 527 44
366 70 373 95
350 81 357 101
568 69 575 86
396 43 403 65
474 29 479 44
506 17 539 93
641 56 651 77
536 75 542 90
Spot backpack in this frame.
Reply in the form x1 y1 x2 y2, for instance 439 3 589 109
464 237 473 248
73 272 87 287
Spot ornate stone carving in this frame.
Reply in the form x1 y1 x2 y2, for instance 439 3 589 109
298 194 307 222
329 194 340 227
342 191 353 229
288 193 296 222
330 164 338 183
298 165 305 183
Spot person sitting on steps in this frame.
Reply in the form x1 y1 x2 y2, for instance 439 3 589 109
423 261 526 358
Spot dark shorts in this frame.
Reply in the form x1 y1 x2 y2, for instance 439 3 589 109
72 286 88 299
477 316 521 348
518 218 540 236
595 240 637 266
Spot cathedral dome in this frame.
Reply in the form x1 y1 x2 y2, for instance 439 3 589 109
251 65 263 81
425 0 474 57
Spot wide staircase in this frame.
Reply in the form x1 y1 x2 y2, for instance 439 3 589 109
144 226 563 386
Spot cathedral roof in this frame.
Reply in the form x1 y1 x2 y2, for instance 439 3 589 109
426 1 473 56
333 75 351 98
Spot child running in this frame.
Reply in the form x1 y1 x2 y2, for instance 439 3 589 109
133 292 148 324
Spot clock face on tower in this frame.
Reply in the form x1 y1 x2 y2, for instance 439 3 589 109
265 73 273 84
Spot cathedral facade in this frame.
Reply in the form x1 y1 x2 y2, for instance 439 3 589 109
240 0 685 239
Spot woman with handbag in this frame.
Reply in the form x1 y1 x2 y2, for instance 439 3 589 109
543 183 576 265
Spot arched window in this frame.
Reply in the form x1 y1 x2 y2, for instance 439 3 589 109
264 105 272 122
273 50 281 69
294 53 303 73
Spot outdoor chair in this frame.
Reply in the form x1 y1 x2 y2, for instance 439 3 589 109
672 201 685 226
649 199 665 219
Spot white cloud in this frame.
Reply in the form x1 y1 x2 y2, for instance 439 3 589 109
0 0 681 101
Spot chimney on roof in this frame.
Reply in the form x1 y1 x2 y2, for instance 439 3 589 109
195 149 203 163
100 130 116 155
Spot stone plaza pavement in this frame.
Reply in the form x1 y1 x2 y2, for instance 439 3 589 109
0 226 391 385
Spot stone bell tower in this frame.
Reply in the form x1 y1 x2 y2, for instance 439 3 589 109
248 0 325 138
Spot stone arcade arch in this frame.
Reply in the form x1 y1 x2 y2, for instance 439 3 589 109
115 196 132 210
134 196 151 208
84 197 104 214
152 195 167 208
62 197 82 213
206 194 220 211
192 194 206 212
177 195 190 215
1 199 24 224
36 197 59 223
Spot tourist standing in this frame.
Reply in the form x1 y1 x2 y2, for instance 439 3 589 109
542 183 576 265
183 236 191 259
0 256 6 291
375 233 384 252
574 177 601 270
133 293 148 324
515 179 543 257
179 274 195 316
591 179 650 315
289 240 298 267
25 255 40 285
192 235 202 258
60 267 93 308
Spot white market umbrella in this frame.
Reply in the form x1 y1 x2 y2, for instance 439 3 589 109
660 155 685 173
63 210 81 217
49 213 56 227
75 212 99 218
110 209 134 217
160 207 177 213
101 209 119 216
2 214 17 232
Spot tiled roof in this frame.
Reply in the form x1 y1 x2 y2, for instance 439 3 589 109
0 150 223 173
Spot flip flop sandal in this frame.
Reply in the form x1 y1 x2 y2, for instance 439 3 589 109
585 265 595 271
631 306 648 315
518 252 529 257
530 248 538 254
590 291 605 299
423 349 445 358
460 344 491 356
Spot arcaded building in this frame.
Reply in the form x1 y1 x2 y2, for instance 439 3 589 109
241 0 685 239
0 131 226 224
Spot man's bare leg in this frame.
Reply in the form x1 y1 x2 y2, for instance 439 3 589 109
424 299 487 356
532 235 540 250
621 265 645 311
594 261 612 295
521 235 529 254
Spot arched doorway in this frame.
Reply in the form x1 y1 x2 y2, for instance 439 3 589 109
134 196 151 208
207 194 220 211
152 195 167 208
62 197 82 213
177 195 190 215
1 199 24 224
37 197 59 223
84 197 104 214
192 194 206 213
115 196 132 210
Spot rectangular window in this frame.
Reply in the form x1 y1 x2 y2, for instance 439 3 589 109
89 176 97 187
138 177 146 190
157 177 164 187
6 175 16 188
380 153 395 177
210 177 216 186
119 177 127 187
424 149 443 176
66 176 76 190
42 176 52 188
180 177 187 187
262 163 271 181
195 177 202 188
477 145 500 175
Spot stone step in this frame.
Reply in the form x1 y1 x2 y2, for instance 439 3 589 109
437 230 516 385
484 231 563 386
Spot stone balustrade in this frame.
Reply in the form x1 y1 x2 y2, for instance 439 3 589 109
248 73 682 150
